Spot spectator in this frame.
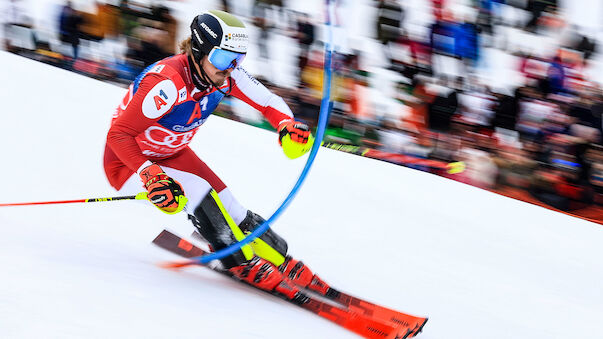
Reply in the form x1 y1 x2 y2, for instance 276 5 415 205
457 83 497 132
79 1 109 43
375 119 415 154
427 77 459 133
58 0 83 60
585 145 603 204
516 87 560 138
530 151 592 211
491 91 518 131
431 0 446 21
131 20 169 68
574 35 597 61
456 16 480 73
390 32 434 80
252 0 273 60
431 134 461 163
477 0 494 37
457 135 499 189
525 0 557 32
2 0 34 52
546 55 565 94
376 0 404 67
429 13 459 76
568 91 598 128
294 12 314 72
150 5 177 55
118 0 146 37
492 145 538 189
292 85 320 128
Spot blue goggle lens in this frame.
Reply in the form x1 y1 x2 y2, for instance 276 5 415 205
208 48 246 71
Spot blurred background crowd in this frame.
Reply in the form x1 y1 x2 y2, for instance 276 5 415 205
2 0 603 222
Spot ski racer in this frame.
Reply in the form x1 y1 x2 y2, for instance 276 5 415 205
103 10 323 297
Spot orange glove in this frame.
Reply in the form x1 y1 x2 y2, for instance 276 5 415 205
139 164 187 214
278 120 314 159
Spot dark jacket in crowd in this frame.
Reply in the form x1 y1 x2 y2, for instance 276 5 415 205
492 94 517 130
376 0 403 44
569 101 595 127
59 4 83 46
428 89 458 132
297 20 315 47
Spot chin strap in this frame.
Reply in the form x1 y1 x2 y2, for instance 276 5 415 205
188 54 209 92
187 54 233 96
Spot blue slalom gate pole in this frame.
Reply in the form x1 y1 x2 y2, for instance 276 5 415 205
190 0 336 265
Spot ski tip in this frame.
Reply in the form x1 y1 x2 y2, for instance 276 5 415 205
402 327 414 339
409 318 428 337
158 261 193 270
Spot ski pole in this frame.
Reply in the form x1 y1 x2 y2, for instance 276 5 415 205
0 192 148 207
322 142 465 174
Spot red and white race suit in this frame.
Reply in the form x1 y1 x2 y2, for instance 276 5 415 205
104 54 293 222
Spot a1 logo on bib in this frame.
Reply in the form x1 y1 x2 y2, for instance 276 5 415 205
142 80 178 119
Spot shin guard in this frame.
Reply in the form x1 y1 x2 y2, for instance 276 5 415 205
189 190 253 269
239 211 288 266
189 190 289 268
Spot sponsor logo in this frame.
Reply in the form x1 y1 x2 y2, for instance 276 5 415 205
173 118 208 132
142 150 173 157
239 67 259 85
186 101 203 124
153 89 169 110
224 33 248 41
150 64 165 73
144 126 194 149
201 22 217 39
142 80 178 119
178 87 187 103
192 28 203 45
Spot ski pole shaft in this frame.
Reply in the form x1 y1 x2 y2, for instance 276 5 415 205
0 192 148 207
322 142 465 174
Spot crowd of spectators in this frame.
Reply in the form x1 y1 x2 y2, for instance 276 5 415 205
2 0 177 84
2 0 602 220
245 0 603 219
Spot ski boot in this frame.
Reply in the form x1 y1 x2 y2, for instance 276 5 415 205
278 255 330 295
229 256 301 300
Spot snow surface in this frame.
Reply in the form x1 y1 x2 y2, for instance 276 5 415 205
1 51 603 339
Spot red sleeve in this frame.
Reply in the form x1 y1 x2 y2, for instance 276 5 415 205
106 74 176 172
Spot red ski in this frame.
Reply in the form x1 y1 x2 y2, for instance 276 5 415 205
309 282 428 337
152 230 415 339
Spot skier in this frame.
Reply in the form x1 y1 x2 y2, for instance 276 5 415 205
103 10 322 298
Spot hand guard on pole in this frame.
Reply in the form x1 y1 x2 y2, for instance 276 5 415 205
278 120 314 159
139 164 187 214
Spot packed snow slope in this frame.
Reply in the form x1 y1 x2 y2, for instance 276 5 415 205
1 52 602 339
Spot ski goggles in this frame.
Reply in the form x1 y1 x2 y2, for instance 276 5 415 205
207 47 246 71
